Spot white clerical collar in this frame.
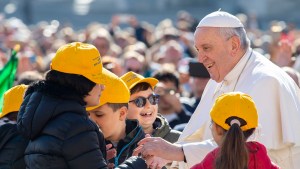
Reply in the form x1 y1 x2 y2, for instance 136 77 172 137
223 48 252 84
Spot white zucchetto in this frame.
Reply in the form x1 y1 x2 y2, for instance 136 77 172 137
197 11 244 28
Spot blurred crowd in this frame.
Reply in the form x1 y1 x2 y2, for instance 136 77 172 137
1 9 300 169
0 10 300 128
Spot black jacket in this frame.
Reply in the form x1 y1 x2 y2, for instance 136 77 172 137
108 119 145 167
0 123 28 169
116 156 147 169
17 81 108 169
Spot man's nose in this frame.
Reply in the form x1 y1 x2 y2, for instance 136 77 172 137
197 52 206 63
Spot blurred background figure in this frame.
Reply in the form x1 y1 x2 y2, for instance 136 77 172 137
176 10 198 32
155 40 184 68
270 39 294 67
292 38 300 72
180 60 210 114
122 50 147 76
102 55 124 77
152 69 191 129
88 27 121 57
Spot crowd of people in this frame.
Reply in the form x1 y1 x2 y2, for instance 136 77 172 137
0 9 300 169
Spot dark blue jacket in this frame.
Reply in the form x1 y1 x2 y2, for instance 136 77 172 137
0 123 28 169
17 81 108 169
108 119 145 167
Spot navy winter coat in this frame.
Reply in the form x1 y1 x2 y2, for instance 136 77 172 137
17 81 108 169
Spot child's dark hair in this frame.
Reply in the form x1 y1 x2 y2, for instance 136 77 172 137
45 70 96 98
107 103 128 112
130 82 152 94
215 116 255 169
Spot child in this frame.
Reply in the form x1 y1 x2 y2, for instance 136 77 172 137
121 71 181 143
87 70 145 167
0 85 28 169
17 42 112 169
191 92 280 169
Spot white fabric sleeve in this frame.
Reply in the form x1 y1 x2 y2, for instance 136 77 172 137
171 139 217 169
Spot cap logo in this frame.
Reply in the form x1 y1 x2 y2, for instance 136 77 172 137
93 56 101 67
126 74 138 83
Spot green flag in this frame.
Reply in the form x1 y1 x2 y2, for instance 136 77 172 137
0 46 19 112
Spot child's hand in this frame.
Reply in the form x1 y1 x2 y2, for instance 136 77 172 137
106 144 116 161
144 156 170 169
107 163 115 169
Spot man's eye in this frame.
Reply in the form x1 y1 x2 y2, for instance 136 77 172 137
203 47 210 51
96 114 103 117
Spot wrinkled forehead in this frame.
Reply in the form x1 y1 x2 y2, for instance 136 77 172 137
194 27 222 45
194 27 221 38
196 27 232 47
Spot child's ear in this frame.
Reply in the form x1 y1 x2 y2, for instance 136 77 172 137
216 125 225 136
119 106 128 121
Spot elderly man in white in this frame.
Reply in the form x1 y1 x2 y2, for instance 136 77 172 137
135 10 300 169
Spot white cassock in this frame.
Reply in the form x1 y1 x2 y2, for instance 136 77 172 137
172 48 300 169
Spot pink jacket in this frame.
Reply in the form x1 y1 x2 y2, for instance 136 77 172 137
191 141 280 169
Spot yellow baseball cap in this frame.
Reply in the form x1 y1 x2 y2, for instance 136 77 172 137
120 71 158 90
210 92 258 131
0 85 28 118
86 70 130 111
50 42 111 84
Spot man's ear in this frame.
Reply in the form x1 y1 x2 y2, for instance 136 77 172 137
230 35 241 55
119 106 128 121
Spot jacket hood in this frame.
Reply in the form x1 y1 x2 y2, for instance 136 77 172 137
24 80 86 105
17 81 87 140
152 114 172 138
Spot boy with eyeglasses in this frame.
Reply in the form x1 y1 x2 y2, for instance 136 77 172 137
86 70 146 168
121 71 181 143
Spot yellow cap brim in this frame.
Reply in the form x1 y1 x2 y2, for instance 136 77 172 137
86 104 100 111
128 77 158 89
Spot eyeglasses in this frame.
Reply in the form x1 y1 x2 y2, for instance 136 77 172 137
129 94 160 108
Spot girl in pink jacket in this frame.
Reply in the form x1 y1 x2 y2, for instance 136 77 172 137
191 92 280 169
